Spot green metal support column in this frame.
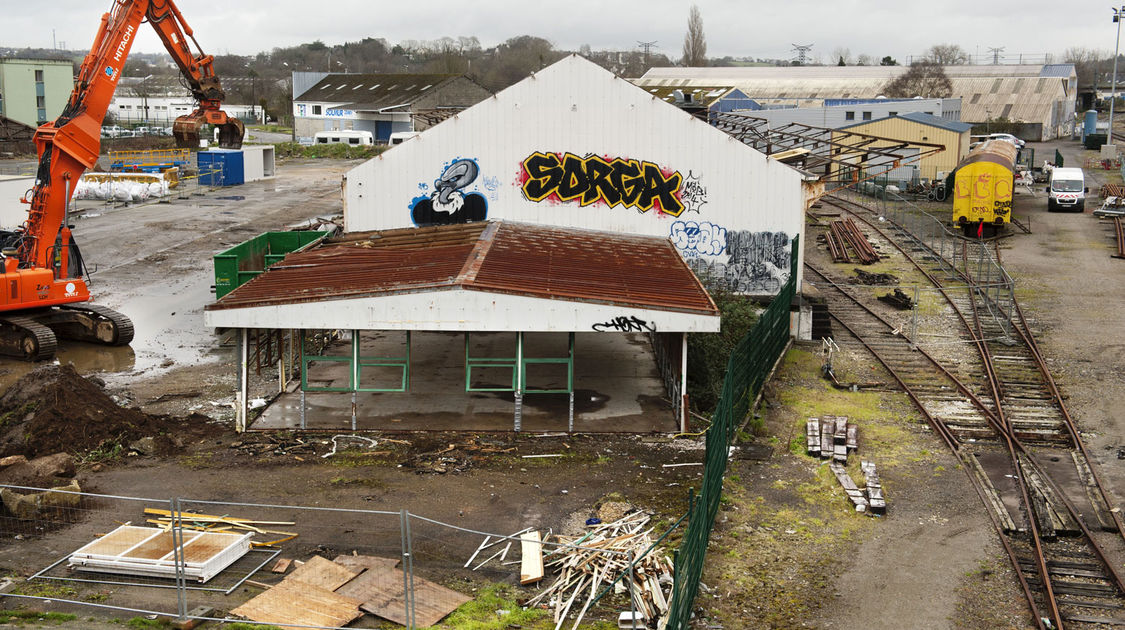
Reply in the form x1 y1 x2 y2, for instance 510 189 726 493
514 332 523 432
351 330 359 431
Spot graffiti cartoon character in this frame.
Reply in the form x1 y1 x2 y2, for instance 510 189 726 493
410 159 488 226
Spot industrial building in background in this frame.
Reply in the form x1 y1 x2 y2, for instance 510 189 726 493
636 63 1077 141
291 73 491 144
836 112 973 181
0 58 73 127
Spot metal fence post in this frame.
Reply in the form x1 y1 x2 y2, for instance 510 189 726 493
171 497 187 621
400 509 415 629
627 549 639 629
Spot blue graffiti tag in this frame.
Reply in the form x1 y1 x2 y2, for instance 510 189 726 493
670 220 726 257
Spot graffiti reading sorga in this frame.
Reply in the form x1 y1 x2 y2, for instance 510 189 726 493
519 152 687 216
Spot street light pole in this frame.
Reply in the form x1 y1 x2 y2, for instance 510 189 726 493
1110 6 1124 140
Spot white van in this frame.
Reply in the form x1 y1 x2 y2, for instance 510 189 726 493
313 130 374 146
1047 167 1087 212
388 131 419 145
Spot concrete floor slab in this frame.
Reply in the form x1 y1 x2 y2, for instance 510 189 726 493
252 331 677 432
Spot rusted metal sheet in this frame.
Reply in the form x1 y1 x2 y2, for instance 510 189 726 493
207 221 718 316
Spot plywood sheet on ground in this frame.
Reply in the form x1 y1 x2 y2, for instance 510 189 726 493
332 554 400 572
337 564 470 627
284 555 360 591
232 579 363 627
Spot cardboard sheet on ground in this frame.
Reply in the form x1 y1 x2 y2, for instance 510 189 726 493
231 579 363 627
284 554 360 591
333 559 470 627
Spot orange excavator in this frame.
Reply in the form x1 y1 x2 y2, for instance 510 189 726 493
1 0 244 360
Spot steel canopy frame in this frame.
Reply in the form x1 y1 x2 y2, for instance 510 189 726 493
711 111 947 191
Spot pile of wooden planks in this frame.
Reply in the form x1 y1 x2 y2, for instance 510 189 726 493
809 417 886 516
515 512 673 629
861 461 886 515
143 508 298 547
806 416 857 464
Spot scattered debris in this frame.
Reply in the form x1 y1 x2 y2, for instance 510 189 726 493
522 510 674 628
877 288 914 310
853 268 898 285
321 435 379 459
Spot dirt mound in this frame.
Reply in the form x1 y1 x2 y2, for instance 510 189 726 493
0 364 203 458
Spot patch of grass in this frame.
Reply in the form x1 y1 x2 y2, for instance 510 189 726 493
0 401 37 429
326 450 394 468
328 476 387 489
246 124 292 134
0 610 76 624
177 453 215 469
439 584 550 629
126 617 170 628
81 439 125 464
273 141 388 160
10 580 78 599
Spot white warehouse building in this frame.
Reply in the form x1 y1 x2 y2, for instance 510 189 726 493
204 55 817 435
343 54 814 295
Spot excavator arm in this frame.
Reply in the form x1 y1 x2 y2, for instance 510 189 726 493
144 0 245 148
21 0 243 270
0 0 242 359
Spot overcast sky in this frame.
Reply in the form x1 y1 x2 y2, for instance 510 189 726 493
0 0 1114 66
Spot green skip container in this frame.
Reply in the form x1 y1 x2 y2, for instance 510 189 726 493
213 230 329 299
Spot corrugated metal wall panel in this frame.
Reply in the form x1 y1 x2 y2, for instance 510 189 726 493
832 119 967 180
344 56 807 294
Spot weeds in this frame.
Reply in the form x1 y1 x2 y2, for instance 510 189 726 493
0 610 76 624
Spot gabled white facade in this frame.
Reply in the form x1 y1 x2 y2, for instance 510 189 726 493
343 55 807 295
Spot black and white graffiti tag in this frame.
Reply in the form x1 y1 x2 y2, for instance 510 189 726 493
592 316 656 333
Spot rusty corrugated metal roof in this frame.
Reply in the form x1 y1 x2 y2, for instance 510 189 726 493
206 221 717 315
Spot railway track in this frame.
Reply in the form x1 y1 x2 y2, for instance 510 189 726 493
807 194 1125 629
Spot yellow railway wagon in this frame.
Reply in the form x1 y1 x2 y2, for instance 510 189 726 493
952 139 1017 236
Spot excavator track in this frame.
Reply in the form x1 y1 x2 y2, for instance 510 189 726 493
0 316 58 362
56 303 134 346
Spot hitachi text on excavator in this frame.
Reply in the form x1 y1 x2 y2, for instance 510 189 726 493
1 0 244 360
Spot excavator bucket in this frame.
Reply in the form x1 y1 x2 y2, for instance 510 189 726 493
172 116 245 150
172 116 204 149
216 119 245 149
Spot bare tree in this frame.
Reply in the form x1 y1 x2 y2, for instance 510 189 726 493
1064 47 1107 90
681 5 707 67
855 54 874 66
832 47 852 66
882 60 953 98
924 43 970 65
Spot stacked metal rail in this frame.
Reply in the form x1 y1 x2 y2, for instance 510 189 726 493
825 218 880 264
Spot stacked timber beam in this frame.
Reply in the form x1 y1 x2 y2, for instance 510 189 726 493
808 417 886 516
826 218 880 264
1114 217 1125 259
806 416 856 463
144 508 298 547
504 511 672 629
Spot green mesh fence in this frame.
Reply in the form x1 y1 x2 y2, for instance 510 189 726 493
665 236 798 629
